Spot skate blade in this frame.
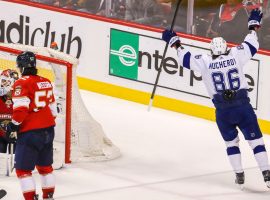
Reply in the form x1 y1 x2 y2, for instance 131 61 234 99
266 181 270 189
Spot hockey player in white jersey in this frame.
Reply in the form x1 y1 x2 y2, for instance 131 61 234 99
162 8 270 189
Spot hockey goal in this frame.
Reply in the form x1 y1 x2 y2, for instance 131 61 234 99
0 43 120 164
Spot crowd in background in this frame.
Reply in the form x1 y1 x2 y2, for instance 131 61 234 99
28 0 270 50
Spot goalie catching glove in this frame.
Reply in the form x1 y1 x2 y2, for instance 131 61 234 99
162 29 181 48
5 121 19 143
248 8 263 30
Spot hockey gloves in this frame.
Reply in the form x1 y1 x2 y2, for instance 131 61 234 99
162 29 181 48
5 122 19 143
248 8 263 30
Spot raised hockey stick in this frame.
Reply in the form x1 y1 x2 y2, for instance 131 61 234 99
148 0 182 111
0 189 7 199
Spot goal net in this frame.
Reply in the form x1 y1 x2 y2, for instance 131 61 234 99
0 43 121 164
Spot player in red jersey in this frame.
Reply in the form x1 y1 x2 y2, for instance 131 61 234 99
0 69 19 153
6 51 57 200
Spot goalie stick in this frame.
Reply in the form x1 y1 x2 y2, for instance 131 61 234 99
0 189 7 199
148 0 182 111
5 144 9 177
10 143 14 173
5 143 15 176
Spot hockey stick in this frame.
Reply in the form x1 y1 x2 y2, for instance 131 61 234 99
5 142 15 176
6 144 9 177
147 0 182 111
10 143 14 173
0 189 7 199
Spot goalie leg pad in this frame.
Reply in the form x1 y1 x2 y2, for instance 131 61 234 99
0 153 7 175
52 142 64 170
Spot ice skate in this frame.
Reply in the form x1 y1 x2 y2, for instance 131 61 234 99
262 170 270 188
235 172 245 189
43 192 54 200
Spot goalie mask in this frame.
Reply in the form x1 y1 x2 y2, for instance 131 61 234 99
0 69 19 94
210 37 228 56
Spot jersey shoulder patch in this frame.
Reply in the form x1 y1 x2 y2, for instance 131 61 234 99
13 78 28 97
14 85 22 96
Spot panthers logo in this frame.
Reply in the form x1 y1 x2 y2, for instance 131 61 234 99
0 119 10 132
14 86 22 96
5 99 12 108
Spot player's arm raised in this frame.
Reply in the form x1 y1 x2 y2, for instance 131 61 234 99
161 30 207 72
231 9 263 66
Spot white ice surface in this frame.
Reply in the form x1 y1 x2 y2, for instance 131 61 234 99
1 90 270 200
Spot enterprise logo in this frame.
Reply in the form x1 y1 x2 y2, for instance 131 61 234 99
110 45 137 67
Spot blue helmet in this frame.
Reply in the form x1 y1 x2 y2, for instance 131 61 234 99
16 51 36 69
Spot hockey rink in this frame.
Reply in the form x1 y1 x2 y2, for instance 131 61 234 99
1 90 270 200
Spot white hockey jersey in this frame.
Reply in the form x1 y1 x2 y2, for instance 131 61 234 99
176 30 259 98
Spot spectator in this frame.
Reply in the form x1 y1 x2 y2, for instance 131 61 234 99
125 0 168 27
28 0 270 51
112 0 126 19
158 0 225 34
30 0 54 4
76 0 105 14
30 0 65 7
209 0 260 44
76 0 92 13
95 0 106 16
62 0 78 9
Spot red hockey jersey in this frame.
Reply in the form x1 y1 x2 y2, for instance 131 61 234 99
220 3 245 23
12 75 56 133
220 1 265 23
0 95 13 137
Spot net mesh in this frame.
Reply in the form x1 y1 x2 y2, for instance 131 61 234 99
0 43 121 163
